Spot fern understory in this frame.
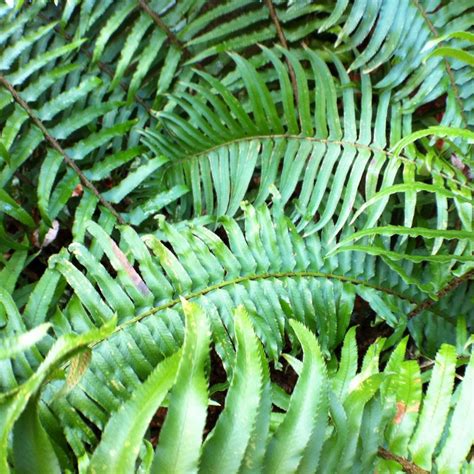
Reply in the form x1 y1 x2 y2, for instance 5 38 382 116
0 0 473 473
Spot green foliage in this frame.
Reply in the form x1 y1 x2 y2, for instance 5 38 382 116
0 0 473 472
2 302 473 473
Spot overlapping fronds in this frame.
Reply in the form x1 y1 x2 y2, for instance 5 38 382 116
0 202 408 385
2 303 473 473
2 1 472 247
320 0 474 128
144 50 472 244
0 0 339 248
0 1 473 472
0 201 471 464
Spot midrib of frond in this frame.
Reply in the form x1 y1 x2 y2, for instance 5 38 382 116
40 13 155 118
411 0 468 126
167 134 471 192
90 269 418 350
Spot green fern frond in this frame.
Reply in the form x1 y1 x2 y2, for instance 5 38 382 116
0 2 473 472
3 303 472 473
144 50 472 247
320 0 474 128
1 202 469 465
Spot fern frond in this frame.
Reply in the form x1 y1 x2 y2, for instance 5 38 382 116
320 0 474 129
264 318 328 473
2 299 473 473
144 50 472 249
151 299 210 473
3 204 467 457
1 2 473 471
199 306 264 473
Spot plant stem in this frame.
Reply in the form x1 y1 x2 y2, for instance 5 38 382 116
137 0 190 58
409 268 474 318
378 447 429 474
264 0 299 103
0 75 126 225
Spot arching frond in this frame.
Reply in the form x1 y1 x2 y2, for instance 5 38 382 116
0 2 473 472
144 50 472 254
319 0 474 128
0 202 469 464
2 303 473 473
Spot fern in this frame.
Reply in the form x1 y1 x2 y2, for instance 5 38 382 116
144 49 472 236
2 302 473 473
0 1 473 472
321 0 474 128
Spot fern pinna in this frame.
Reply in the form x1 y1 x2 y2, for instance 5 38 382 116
0 1 473 473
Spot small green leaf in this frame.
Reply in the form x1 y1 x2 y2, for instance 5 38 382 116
151 300 210 473
410 344 457 470
425 47 474 66
436 352 474 473
88 350 181 474
264 320 328 474
200 307 265 474
392 126 474 157
12 397 61 474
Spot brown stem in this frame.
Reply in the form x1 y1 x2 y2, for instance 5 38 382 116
409 269 474 318
38 13 152 116
137 0 190 58
411 0 467 126
0 75 125 225
87 52 152 115
378 447 430 474
264 0 299 103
